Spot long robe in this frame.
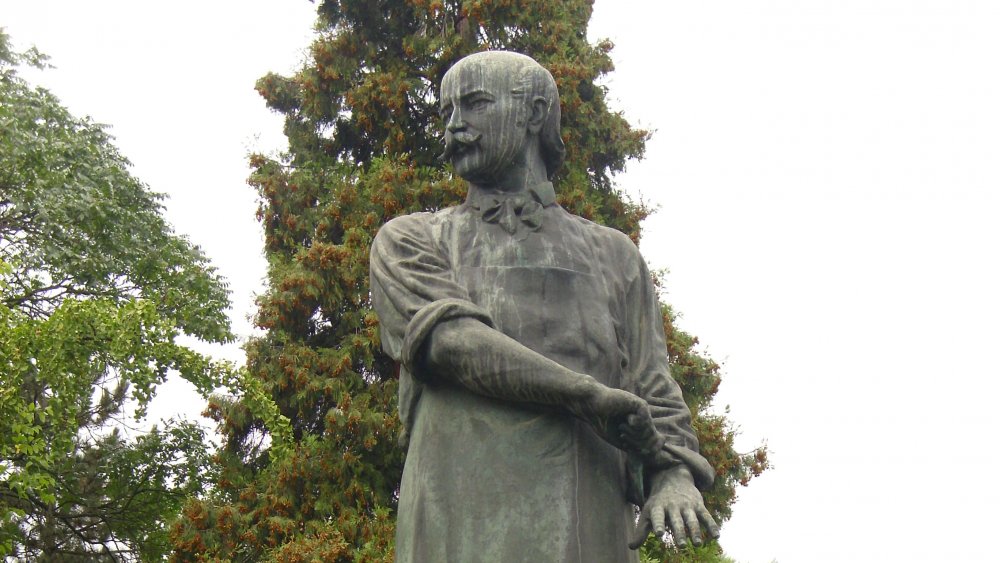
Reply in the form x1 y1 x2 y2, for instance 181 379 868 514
370 183 713 563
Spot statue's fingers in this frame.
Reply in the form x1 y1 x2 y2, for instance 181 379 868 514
617 427 638 451
667 507 688 548
627 515 653 549
682 507 703 547
618 421 644 436
696 505 721 539
650 501 666 537
618 421 639 438
618 421 652 446
622 414 659 454
626 413 655 435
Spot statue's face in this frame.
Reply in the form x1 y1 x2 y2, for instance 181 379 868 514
439 60 528 185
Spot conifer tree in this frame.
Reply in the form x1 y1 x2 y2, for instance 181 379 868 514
171 1 767 560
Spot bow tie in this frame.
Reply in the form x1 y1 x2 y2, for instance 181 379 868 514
468 182 557 236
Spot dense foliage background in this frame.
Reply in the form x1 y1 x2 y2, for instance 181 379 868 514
1 31 234 560
167 1 767 561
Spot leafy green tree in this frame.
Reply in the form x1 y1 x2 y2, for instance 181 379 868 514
170 1 767 560
0 31 234 560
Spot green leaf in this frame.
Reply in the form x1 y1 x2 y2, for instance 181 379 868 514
1 31 235 560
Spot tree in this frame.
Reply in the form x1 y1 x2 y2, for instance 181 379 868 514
0 30 234 560
170 1 767 561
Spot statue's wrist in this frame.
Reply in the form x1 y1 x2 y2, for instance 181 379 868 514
649 463 694 492
638 440 678 468
575 371 595 390
563 374 601 419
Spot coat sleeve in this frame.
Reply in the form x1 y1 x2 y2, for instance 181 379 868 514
370 213 494 373
369 213 494 445
620 240 715 492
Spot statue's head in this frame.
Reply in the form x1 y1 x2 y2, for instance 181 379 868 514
440 51 565 186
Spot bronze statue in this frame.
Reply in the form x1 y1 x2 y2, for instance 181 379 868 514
370 51 717 562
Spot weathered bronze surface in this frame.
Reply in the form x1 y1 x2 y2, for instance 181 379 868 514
370 51 717 562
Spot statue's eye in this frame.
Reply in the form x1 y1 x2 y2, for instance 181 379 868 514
469 98 492 111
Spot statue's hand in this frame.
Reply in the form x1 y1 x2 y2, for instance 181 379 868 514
617 410 662 458
570 384 659 452
628 465 720 550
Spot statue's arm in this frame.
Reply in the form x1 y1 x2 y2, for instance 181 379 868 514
619 239 715 485
370 215 653 442
615 237 719 548
420 316 648 435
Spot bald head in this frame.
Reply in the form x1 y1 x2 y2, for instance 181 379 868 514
440 51 565 182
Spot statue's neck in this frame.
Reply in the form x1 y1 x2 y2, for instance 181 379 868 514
470 144 548 195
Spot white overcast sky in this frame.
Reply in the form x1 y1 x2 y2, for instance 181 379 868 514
5 1 999 561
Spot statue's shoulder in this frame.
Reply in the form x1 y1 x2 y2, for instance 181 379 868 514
562 210 640 254
376 206 463 243
558 210 646 280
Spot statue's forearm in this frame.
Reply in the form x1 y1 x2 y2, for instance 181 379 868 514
421 317 656 451
422 317 600 411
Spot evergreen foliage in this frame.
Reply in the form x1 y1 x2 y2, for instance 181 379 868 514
170 1 768 560
0 30 234 560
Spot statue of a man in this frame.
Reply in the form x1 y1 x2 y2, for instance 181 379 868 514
370 51 718 562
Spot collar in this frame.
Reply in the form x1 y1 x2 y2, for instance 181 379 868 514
466 181 557 210
466 181 557 237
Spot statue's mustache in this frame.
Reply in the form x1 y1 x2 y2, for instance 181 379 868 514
439 131 482 161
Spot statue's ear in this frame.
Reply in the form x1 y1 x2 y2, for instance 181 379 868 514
528 96 548 134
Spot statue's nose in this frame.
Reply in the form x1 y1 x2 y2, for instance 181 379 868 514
446 107 465 132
